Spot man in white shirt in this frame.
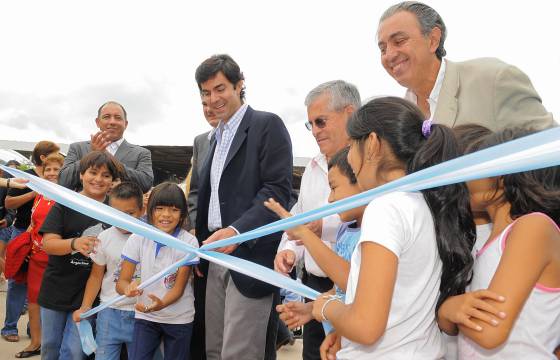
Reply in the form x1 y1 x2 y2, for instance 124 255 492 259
59 101 154 192
275 80 360 360
377 1 554 130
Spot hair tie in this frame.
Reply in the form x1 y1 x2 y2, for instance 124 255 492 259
422 118 433 138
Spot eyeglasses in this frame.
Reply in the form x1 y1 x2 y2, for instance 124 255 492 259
305 117 328 131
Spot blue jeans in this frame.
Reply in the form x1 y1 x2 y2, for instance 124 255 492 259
95 308 135 360
130 319 193 360
1 226 27 337
40 307 87 360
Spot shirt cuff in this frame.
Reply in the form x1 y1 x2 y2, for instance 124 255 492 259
228 226 240 235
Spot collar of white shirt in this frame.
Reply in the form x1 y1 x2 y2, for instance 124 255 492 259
310 152 328 174
214 103 249 140
404 58 447 119
107 137 125 156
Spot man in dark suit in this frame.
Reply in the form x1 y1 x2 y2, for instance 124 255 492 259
187 101 218 227
194 54 292 360
59 101 153 193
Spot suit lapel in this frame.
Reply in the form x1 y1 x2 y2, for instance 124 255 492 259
199 135 217 194
434 60 460 127
223 106 252 170
113 139 132 160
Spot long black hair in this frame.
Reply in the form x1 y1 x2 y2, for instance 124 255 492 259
346 96 476 310
473 126 560 225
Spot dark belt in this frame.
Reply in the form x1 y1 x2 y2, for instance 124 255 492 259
302 268 333 293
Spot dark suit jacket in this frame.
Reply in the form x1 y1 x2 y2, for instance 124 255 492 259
196 106 293 298
59 139 154 193
187 131 211 226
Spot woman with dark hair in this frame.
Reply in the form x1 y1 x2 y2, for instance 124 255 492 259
438 126 560 358
15 153 64 358
310 96 475 359
2 141 60 345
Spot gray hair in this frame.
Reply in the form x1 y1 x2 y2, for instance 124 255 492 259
380 1 447 60
304 80 361 112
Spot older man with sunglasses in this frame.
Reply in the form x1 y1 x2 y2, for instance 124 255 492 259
275 80 360 360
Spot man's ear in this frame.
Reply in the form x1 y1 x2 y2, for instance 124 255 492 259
429 26 442 54
95 117 101 130
234 80 245 95
344 105 355 118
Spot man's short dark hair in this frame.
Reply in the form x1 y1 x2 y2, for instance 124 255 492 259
110 181 144 209
97 101 127 120
79 151 124 181
195 54 246 100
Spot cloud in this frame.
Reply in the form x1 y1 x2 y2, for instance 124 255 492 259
0 77 170 142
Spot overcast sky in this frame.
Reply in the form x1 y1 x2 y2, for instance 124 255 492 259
0 0 558 158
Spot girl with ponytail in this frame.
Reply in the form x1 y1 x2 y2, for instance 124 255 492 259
311 96 475 359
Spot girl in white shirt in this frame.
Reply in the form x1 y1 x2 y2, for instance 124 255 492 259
117 182 199 360
437 127 560 359
311 97 476 359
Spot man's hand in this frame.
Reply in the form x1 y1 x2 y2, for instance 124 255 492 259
0 219 7 229
90 131 111 152
203 227 238 254
274 249 296 275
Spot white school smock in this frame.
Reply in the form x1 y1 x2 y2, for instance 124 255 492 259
122 229 199 324
90 226 140 311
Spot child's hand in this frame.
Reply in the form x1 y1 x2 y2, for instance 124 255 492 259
124 279 143 297
73 236 99 257
320 331 341 360
72 307 91 323
438 289 506 331
264 198 309 243
135 294 164 313
274 250 296 275
276 301 313 329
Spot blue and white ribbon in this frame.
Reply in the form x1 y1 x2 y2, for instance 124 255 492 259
3 125 560 354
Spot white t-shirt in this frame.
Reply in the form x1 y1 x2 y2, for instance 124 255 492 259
121 229 199 324
338 192 445 360
90 226 140 311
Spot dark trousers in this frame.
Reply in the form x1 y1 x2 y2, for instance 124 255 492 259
130 319 193 360
264 289 280 360
190 261 208 360
302 271 333 360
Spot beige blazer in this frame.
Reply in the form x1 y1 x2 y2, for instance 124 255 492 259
434 58 555 131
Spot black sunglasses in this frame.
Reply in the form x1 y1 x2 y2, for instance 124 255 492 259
305 117 328 131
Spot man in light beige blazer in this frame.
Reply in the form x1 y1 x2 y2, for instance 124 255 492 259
377 1 554 131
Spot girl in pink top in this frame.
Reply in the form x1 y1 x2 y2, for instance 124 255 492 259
438 127 560 359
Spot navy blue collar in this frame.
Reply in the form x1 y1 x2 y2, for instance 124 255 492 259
155 227 181 257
